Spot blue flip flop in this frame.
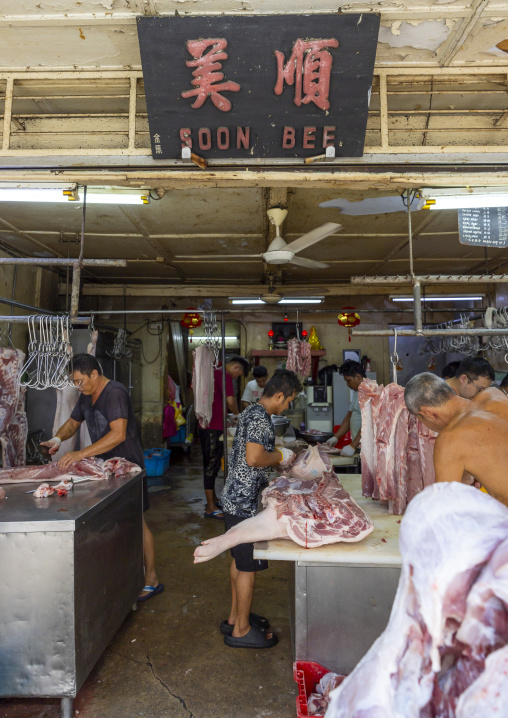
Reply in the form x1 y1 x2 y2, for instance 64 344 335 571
204 510 224 520
137 583 165 602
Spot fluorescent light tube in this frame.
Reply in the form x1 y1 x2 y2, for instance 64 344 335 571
280 298 323 304
230 299 264 305
0 188 150 204
391 295 483 302
421 188 508 210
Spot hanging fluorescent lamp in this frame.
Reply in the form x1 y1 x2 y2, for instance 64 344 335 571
0 186 150 204
421 187 508 210
390 295 484 302
230 297 323 305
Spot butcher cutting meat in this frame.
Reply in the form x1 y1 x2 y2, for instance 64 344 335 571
196 369 302 650
325 360 365 457
405 372 508 506
40 353 163 603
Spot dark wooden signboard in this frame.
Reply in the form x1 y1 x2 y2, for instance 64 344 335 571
458 207 508 248
137 14 380 160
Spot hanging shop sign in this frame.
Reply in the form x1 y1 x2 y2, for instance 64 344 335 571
458 207 508 248
137 14 380 160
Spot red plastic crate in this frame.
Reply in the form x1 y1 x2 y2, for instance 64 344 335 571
293 661 331 718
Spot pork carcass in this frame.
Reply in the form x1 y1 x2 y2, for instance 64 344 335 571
375 383 409 513
52 384 79 460
456 645 508 717
358 378 383 498
286 338 311 377
1 385 28 467
0 456 140 484
194 472 373 562
192 345 215 429
290 444 332 480
325 483 508 718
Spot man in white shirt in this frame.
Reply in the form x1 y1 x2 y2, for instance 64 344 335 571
241 366 269 409
325 360 365 456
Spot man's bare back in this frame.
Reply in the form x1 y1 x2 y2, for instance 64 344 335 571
433 388 508 505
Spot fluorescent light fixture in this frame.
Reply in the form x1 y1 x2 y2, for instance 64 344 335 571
194 336 239 341
421 187 508 211
0 186 150 204
230 297 323 305
391 295 484 302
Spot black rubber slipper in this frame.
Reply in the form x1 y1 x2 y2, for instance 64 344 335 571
224 623 278 649
220 612 270 635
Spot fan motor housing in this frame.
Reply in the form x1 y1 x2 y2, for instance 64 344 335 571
262 250 295 264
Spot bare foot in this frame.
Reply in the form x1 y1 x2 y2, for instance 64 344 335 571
194 537 226 563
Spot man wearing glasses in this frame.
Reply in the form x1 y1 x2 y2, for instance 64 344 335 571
405 372 508 506
444 357 495 399
40 353 163 603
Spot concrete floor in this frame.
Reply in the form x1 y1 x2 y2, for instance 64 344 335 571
1 447 298 718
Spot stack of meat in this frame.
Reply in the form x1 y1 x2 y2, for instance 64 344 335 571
0 348 28 467
325 482 508 718
287 338 311 377
359 378 436 514
0 456 140 484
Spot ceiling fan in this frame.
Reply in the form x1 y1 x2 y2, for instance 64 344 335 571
260 208 340 269
196 208 341 269
319 192 426 216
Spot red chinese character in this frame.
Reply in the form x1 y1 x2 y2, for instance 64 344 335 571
274 38 339 111
181 39 241 112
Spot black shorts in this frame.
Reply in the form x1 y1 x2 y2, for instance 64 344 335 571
224 511 268 573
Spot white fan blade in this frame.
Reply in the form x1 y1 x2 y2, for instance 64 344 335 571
319 196 425 215
290 256 330 269
285 222 341 254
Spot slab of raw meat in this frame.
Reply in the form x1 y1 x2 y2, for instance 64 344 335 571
375 383 408 508
264 471 374 548
286 338 311 377
1 385 28 467
456 645 508 717
52 383 79 460
194 472 374 562
325 482 508 718
192 345 215 429
290 444 332 480
0 348 24 435
0 457 139 484
33 483 55 498
406 415 424 503
358 378 383 498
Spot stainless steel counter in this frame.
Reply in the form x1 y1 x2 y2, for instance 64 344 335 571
0 472 144 718
254 475 401 675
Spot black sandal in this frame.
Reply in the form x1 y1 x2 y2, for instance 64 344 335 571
220 612 270 635
224 623 278 649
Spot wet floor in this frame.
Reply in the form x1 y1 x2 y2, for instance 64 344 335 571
1 447 297 718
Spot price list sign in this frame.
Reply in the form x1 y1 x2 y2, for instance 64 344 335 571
458 207 508 248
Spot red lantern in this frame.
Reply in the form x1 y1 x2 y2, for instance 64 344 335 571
338 306 361 342
268 330 275 338
301 330 308 338
181 309 202 343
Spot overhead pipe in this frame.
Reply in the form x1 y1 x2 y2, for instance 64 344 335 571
352 328 508 337
70 186 86 322
351 274 508 284
0 258 127 266
0 315 90 324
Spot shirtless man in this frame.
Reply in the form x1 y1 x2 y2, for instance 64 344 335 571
404 372 508 506
444 356 494 398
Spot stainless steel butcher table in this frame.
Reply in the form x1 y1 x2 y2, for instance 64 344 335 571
254 474 402 675
0 471 144 718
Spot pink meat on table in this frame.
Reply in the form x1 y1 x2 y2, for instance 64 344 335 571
289 444 332 480
358 378 383 499
0 456 140 484
194 472 373 563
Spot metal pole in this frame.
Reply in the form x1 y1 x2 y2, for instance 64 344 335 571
407 190 414 279
221 313 228 481
351 274 508 284
82 306 485 316
413 280 423 334
70 186 86 321
0 315 90 324
0 258 127 266
352 328 508 337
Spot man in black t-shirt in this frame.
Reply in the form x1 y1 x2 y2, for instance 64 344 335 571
41 353 163 603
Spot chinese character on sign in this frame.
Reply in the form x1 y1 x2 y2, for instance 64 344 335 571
155 144 162 154
274 38 339 111
153 133 161 143
181 39 241 112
